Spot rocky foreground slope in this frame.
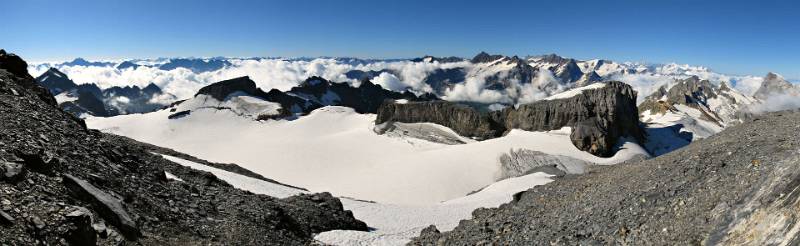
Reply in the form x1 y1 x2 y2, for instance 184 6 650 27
376 81 644 157
0 50 367 244
411 109 800 245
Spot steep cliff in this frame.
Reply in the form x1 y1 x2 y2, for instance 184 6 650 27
376 81 644 156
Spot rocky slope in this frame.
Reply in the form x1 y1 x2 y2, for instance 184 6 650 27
0 50 367 244
376 81 644 157
410 109 800 245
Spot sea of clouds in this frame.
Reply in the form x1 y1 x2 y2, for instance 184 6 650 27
28 57 777 110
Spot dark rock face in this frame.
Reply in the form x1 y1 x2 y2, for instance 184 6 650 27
471 52 505 63
195 76 266 101
35 68 76 94
411 110 800 245
376 81 644 156
0 50 58 107
501 81 643 156
0 51 367 244
376 101 503 140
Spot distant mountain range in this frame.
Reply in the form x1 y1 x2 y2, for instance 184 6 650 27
35 67 174 116
28 53 800 143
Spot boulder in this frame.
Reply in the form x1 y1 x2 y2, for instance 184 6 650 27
1 161 26 182
64 206 97 245
0 211 14 226
17 150 60 175
62 174 139 240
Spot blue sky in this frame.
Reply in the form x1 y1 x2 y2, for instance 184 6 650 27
3 0 798 79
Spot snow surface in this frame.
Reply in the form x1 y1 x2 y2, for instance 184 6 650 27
164 171 184 182
640 108 722 140
54 92 78 103
174 92 282 119
158 153 553 245
87 106 648 205
544 83 606 100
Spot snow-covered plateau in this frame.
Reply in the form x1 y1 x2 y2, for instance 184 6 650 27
87 103 649 244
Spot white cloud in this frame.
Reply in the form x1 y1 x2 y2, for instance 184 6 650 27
371 72 406 91
729 76 763 96
746 93 800 114
606 73 676 105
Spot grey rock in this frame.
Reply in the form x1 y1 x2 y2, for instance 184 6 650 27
17 150 59 175
1 161 26 182
63 174 139 240
93 222 108 238
498 149 593 180
65 206 97 245
376 101 502 140
30 216 45 230
0 210 14 226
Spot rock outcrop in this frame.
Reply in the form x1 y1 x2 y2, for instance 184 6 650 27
195 76 267 101
376 101 503 140
376 81 644 156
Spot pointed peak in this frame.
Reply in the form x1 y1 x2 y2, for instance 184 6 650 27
765 72 782 80
471 52 504 63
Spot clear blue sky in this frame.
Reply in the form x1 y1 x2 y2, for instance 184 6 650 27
3 0 798 78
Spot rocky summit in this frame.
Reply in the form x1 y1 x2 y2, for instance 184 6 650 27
0 50 367 244
410 109 800 245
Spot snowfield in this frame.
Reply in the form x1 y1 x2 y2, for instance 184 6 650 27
88 106 647 205
159 153 553 245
